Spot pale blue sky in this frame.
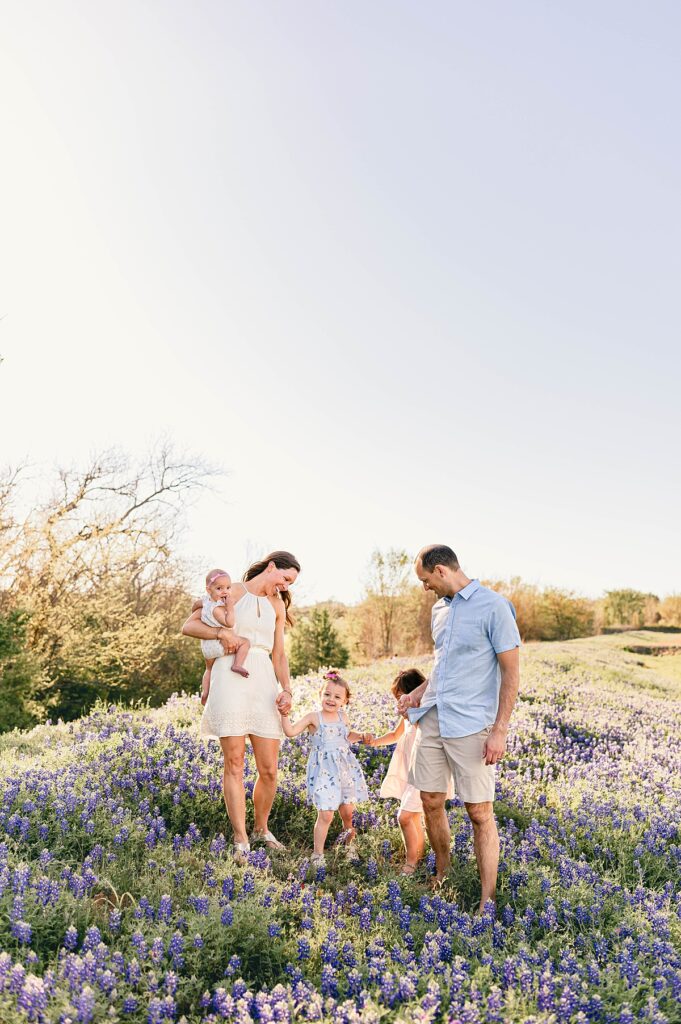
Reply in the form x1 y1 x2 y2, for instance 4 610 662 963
1 2 679 604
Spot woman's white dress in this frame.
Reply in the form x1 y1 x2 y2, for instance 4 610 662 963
200 589 283 741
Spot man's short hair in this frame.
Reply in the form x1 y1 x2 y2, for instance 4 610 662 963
418 544 459 573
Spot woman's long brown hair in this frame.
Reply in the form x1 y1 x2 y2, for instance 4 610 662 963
243 550 301 627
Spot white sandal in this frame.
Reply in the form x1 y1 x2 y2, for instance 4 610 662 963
250 829 286 851
310 852 326 868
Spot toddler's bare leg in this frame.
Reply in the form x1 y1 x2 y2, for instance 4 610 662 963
201 659 214 706
313 809 335 855
339 803 356 843
398 810 425 869
231 637 250 677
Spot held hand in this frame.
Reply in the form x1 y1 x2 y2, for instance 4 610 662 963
483 726 507 766
276 689 292 716
397 692 417 719
362 733 374 745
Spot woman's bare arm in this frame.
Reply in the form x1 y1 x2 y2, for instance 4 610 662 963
182 609 219 640
271 599 293 714
181 609 237 652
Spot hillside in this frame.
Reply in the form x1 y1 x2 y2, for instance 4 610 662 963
0 632 679 1022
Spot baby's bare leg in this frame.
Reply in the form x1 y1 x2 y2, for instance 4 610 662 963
201 659 215 705
231 636 250 677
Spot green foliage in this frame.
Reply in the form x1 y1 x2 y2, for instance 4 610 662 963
536 587 595 641
0 446 214 730
603 589 660 629
0 608 47 730
288 606 349 676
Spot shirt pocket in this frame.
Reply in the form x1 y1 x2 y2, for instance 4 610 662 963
454 620 485 652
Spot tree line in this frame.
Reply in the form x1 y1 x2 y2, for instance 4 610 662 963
0 445 209 732
1 450 679 730
288 550 681 675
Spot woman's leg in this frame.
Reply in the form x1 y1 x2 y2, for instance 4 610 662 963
218 736 248 845
313 810 335 854
398 810 425 866
249 735 280 834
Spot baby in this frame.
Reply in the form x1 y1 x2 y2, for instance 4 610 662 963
196 569 251 705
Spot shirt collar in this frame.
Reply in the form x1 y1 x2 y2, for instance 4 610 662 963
444 579 481 604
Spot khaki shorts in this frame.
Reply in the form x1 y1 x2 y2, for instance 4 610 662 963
409 707 495 804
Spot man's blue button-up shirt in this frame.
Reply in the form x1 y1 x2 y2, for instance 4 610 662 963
409 580 520 738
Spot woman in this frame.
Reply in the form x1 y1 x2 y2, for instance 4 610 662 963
182 550 300 857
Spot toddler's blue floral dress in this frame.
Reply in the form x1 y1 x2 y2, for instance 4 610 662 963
306 710 369 810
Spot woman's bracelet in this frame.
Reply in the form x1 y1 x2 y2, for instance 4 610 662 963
281 688 292 696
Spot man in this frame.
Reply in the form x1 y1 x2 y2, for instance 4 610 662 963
398 544 520 910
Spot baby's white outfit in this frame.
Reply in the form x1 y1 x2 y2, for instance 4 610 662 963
200 595 226 660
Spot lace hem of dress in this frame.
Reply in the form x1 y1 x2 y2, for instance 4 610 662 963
200 712 283 740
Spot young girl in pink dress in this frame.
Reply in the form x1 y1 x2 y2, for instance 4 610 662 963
370 668 453 874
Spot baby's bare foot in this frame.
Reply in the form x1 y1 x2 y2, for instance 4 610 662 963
231 666 249 677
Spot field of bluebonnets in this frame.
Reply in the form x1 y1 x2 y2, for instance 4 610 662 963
0 630 680 1024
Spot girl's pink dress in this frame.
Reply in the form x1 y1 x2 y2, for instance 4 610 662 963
379 720 454 812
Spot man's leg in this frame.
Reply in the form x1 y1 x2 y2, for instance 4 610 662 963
465 800 498 911
409 708 453 882
420 791 450 881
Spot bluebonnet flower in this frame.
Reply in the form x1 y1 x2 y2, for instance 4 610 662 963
74 985 96 1023
11 919 32 944
224 955 241 977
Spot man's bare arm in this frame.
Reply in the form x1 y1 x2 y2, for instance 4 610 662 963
484 647 520 765
396 678 429 717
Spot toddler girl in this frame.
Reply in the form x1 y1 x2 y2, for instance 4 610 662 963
370 668 454 874
196 569 251 705
280 670 370 867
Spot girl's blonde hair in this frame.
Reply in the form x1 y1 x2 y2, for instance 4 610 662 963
320 669 352 703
